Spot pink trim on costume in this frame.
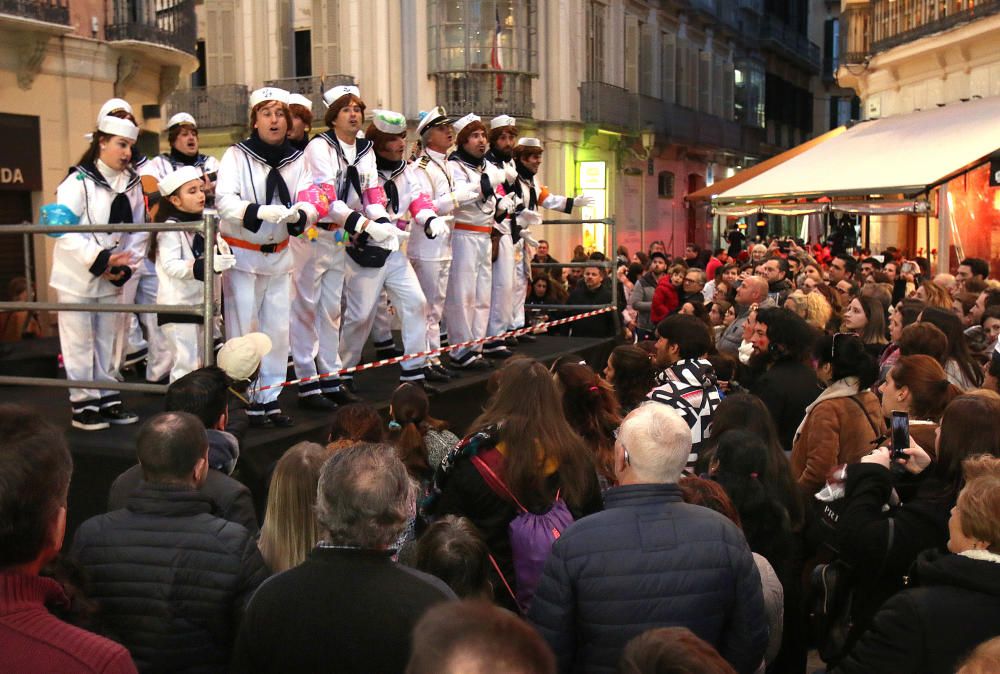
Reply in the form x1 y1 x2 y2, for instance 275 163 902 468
409 193 435 217
363 186 388 207
495 184 506 197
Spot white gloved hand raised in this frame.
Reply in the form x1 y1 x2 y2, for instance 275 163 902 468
256 204 292 224
505 163 519 185
213 250 237 272
424 215 451 239
277 202 312 226
215 234 233 256
573 194 595 209
395 230 411 242
361 218 397 243
496 194 516 213
519 228 539 247
517 209 543 227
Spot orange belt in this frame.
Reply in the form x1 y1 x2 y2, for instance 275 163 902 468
454 222 492 234
221 236 289 254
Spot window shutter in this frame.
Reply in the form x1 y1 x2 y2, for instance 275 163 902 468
722 59 734 120
206 0 235 85
278 0 293 78
712 54 724 116
661 30 675 104
639 22 654 97
698 50 711 112
312 0 341 77
624 14 639 92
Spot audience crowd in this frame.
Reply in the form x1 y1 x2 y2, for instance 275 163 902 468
4 235 1000 674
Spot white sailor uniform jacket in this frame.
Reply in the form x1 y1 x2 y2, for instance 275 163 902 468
155 218 212 324
50 162 144 298
368 159 441 239
216 140 317 276
408 148 461 262
448 151 509 235
484 149 517 236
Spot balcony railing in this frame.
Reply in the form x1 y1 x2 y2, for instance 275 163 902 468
0 0 69 24
580 81 634 129
165 84 249 129
686 0 741 31
264 74 356 112
105 0 196 55
432 70 534 119
871 0 1000 53
759 16 822 73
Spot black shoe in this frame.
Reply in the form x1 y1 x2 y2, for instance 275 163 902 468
325 388 362 405
422 366 450 383
72 409 110 431
504 336 519 347
484 347 514 359
517 332 537 342
414 380 442 396
453 357 493 371
431 363 460 379
299 395 337 411
375 346 404 359
342 378 358 393
248 414 272 427
268 412 294 427
101 405 139 425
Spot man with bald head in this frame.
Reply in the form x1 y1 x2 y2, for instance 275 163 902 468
529 404 767 674
717 274 772 355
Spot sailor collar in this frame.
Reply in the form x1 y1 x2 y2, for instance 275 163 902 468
235 138 303 170
376 156 407 182
448 148 485 171
73 161 142 192
318 131 374 165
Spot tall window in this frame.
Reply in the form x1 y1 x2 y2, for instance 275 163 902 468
312 0 340 76
734 59 765 128
294 30 312 77
661 29 675 104
427 0 538 117
624 14 639 92
586 1 606 82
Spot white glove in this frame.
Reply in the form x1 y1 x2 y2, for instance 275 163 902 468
362 218 396 244
257 204 292 223
496 194 516 213
504 163 518 185
519 228 539 247
215 234 232 256
277 202 311 226
425 216 450 239
213 250 237 272
518 209 543 227
454 187 481 203
395 230 411 242
573 194 595 209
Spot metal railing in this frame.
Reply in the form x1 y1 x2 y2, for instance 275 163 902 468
432 70 535 118
0 214 220 394
758 15 822 73
165 84 249 129
0 0 69 24
265 76 326 113
105 0 196 55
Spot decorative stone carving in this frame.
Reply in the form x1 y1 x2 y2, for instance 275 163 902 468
159 65 181 104
16 35 50 90
115 53 142 97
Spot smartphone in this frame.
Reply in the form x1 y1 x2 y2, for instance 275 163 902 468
891 411 910 462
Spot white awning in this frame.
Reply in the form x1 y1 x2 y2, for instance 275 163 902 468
715 96 1000 203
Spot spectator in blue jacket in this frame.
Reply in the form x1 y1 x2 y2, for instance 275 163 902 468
528 403 768 674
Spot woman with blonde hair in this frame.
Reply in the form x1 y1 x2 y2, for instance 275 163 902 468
913 280 953 310
802 290 833 332
258 441 328 573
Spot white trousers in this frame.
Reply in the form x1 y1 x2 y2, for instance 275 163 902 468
444 232 492 363
372 290 395 348
222 268 290 410
120 272 172 381
486 234 514 348
57 290 125 409
163 323 203 383
289 238 345 396
410 257 450 359
512 240 529 329
340 251 429 377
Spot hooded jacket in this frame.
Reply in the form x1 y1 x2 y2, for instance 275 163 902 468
833 549 1000 674
647 358 722 469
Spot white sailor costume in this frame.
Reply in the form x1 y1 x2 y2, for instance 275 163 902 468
216 130 318 419
51 159 143 416
483 145 519 354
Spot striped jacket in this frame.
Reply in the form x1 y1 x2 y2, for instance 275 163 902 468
647 358 723 469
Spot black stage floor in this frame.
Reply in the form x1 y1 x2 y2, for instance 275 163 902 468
0 334 615 538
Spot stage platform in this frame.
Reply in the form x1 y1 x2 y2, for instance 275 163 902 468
0 333 615 538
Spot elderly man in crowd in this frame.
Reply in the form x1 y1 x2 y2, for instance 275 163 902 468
232 443 454 673
529 403 768 674
718 275 770 355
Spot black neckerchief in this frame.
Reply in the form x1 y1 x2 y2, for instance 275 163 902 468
375 155 406 213
169 147 199 166
450 148 494 200
318 132 373 202
238 130 300 205
73 161 140 223
288 135 309 152
515 161 538 209
485 147 511 167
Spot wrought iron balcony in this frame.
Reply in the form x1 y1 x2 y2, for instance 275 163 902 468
105 0 196 55
263 74 356 112
759 16 822 73
165 84 248 129
580 81 633 130
870 0 1000 54
0 0 69 25
432 70 534 119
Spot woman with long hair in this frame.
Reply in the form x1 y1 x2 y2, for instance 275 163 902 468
913 280 953 310
878 299 925 377
919 306 984 389
553 361 622 488
388 382 458 482
842 296 889 359
258 441 328 573
604 345 656 415
879 355 961 455
835 394 1000 650
429 358 601 612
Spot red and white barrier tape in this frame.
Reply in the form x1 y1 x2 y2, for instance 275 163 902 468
257 305 616 392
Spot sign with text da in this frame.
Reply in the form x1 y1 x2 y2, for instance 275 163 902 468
0 113 42 192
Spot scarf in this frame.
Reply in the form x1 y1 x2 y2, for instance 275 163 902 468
486 147 511 165
241 130 297 205
515 161 538 208
92 159 134 224
169 147 199 166
451 147 493 200
960 549 1000 564
288 135 309 152
375 154 405 213
791 376 861 447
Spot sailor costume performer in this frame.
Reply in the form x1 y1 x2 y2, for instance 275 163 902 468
338 110 449 389
216 87 319 425
52 115 143 430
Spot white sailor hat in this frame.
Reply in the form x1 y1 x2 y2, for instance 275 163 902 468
166 112 197 129
452 113 482 136
322 84 361 107
288 93 313 112
416 106 451 136
371 109 407 135
490 114 517 130
97 98 133 125
516 137 543 149
97 115 139 141
249 87 290 109
158 166 203 197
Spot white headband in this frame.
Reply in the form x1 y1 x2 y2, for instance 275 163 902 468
97 116 139 141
